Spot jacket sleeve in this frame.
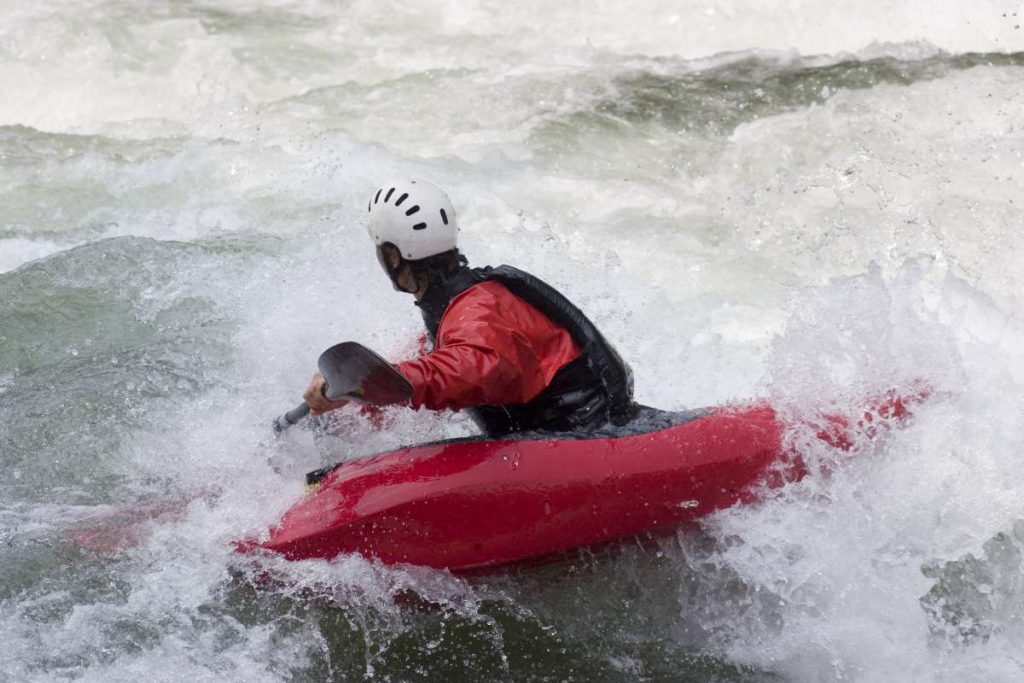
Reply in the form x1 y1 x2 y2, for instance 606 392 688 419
395 292 553 411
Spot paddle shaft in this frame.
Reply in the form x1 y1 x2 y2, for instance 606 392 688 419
272 402 311 436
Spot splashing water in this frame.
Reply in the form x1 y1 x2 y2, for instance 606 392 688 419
2 1 1023 680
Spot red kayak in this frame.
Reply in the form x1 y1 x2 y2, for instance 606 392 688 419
240 390 924 573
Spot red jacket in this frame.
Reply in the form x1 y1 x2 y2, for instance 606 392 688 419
395 281 581 411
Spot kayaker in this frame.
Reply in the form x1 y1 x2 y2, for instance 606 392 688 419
303 180 636 436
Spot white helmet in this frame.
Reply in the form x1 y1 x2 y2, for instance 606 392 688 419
366 180 458 260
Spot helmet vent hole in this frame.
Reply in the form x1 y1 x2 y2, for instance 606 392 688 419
405 204 420 216
367 201 371 212
374 189 382 204
395 193 408 206
412 222 427 231
384 188 395 203
440 209 448 225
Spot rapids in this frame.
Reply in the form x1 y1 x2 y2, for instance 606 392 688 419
2 1 1023 680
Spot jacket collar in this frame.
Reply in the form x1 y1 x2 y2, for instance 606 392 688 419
415 265 484 338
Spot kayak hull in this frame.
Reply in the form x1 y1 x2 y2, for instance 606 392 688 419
246 404 796 572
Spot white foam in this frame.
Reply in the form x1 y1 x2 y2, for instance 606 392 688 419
1 0 1021 135
0 237 66 273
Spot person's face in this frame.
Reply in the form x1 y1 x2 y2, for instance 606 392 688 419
376 245 418 294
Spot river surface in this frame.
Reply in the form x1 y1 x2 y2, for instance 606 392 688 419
2 1 1024 681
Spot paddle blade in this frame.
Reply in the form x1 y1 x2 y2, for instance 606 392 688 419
317 342 413 405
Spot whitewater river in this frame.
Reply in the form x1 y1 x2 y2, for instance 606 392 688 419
3 1 1024 680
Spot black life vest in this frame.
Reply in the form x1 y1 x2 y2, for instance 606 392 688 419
416 265 636 436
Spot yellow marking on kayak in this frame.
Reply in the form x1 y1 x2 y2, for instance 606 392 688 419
303 482 322 496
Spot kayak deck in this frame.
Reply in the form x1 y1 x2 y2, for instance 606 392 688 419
244 405 792 572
